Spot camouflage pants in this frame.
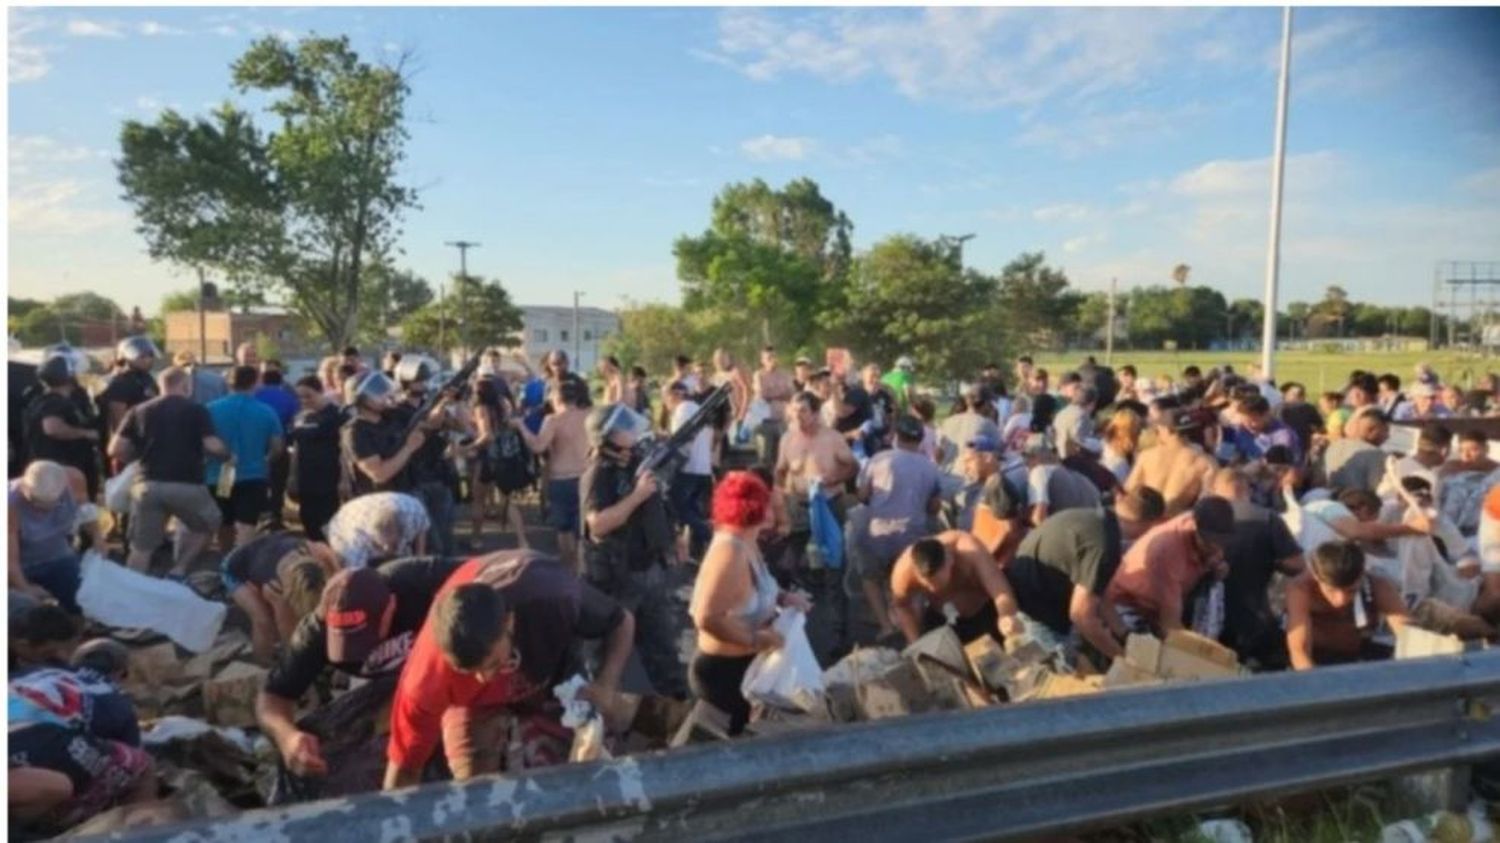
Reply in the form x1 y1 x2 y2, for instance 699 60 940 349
586 550 687 698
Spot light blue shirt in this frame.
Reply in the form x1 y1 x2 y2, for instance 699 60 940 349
206 393 283 484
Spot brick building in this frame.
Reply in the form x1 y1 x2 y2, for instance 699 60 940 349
164 309 313 364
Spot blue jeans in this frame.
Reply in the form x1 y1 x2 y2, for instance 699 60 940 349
23 555 82 614
669 473 712 559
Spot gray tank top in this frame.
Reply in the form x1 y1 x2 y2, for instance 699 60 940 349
694 533 779 629
8 481 77 565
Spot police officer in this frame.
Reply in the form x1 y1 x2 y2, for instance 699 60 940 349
388 357 462 558
340 371 429 501
97 337 160 440
23 347 101 499
579 402 687 698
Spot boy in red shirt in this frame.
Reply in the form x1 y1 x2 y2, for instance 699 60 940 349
383 550 634 789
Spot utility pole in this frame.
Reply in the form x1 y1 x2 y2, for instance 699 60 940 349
445 240 480 361
1105 278 1117 366
1259 6 1293 379
573 291 584 367
196 266 209 364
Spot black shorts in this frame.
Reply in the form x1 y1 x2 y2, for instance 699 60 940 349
215 479 269 526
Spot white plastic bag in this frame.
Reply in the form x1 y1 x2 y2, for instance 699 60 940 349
741 610 825 713
103 461 140 514
75 552 227 653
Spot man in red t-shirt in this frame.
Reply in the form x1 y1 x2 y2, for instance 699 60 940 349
383 550 634 790
1106 496 1237 635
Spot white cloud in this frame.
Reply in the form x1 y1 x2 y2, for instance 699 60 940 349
211 24 239 37
383 41 401 54
1032 203 1094 223
136 96 164 112
138 21 188 37
9 180 130 236
1063 233 1107 254
1459 166 1500 196
1169 151 1344 198
740 134 814 162
65 19 124 38
1015 103 1206 158
10 11 54 83
702 8 1229 111
844 134 904 165
9 136 99 167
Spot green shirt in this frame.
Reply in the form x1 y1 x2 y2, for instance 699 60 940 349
881 370 915 413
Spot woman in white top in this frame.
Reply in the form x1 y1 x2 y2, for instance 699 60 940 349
689 471 810 734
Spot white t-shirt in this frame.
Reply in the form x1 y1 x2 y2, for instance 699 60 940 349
672 401 714 476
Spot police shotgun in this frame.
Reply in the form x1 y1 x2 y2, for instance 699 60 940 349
403 354 482 438
635 383 733 492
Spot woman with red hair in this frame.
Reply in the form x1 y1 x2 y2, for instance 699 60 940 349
689 471 810 733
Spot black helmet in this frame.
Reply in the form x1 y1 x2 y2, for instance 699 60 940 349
344 371 397 410
116 336 159 363
38 356 73 386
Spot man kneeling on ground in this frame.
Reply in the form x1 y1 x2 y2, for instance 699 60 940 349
383 550 634 789
889 531 1021 646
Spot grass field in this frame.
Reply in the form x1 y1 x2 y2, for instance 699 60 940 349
1033 348 1500 394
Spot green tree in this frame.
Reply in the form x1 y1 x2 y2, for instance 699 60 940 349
994 252 1072 349
400 274 522 355
117 35 417 351
675 177 853 350
1228 298 1264 341
354 265 433 344
825 234 1004 385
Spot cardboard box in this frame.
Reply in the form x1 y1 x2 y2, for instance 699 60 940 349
1124 631 1241 681
1022 673 1104 701
202 661 268 729
1102 657 1162 689
963 636 1009 691
856 661 932 720
1395 625 1465 659
669 700 733 747
902 626 967 675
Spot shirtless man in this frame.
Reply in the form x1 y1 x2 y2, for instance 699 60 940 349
1286 540 1409 669
1127 409 1217 518
753 345 796 469
774 392 857 506
512 380 591 570
890 531 1021 645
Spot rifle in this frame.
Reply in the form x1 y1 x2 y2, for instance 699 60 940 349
635 383 732 492
403 354 481 439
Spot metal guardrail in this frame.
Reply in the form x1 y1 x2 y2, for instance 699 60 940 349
102 651 1500 843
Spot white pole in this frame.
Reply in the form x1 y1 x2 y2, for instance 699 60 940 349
1260 6 1293 380
1105 277 1117 366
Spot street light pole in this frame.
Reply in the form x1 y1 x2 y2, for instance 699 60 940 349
573 291 583 367
1259 6 1293 380
445 240 480 361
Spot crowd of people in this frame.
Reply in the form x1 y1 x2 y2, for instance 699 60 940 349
10 333 1500 835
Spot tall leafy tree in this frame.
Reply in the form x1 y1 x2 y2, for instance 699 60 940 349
675 177 853 350
117 35 416 350
826 234 1003 385
400 274 523 355
995 252 1073 349
358 265 434 344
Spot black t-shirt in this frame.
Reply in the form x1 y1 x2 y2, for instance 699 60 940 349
1220 500 1303 657
23 391 92 471
118 394 214 484
223 531 304 588
579 457 673 564
342 416 408 496
1005 509 1122 636
834 386 872 435
263 556 465 700
388 401 453 485
97 368 158 419
288 403 343 497
1277 402 1324 455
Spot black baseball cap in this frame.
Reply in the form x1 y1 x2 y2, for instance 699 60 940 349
894 415 924 441
1191 496 1237 547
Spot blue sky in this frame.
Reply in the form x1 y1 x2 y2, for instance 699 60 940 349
9 6 1500 316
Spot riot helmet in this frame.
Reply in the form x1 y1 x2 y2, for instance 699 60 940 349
344 371 397 413
116 336 160 366
586 402 653 451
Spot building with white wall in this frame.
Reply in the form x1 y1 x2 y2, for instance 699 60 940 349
513 305 619 372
